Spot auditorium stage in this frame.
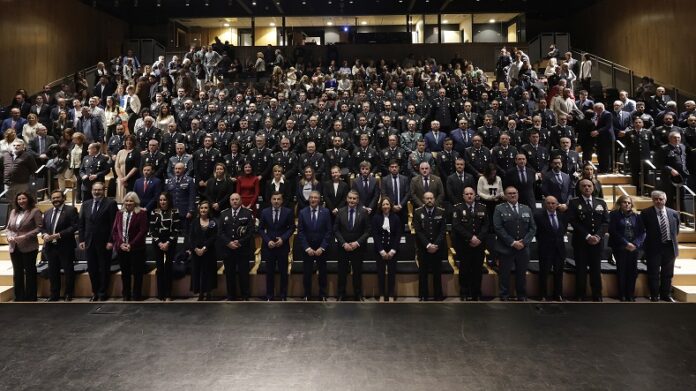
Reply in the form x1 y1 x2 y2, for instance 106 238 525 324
1 303 694 390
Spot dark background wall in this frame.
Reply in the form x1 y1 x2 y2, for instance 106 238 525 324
0 0 128 101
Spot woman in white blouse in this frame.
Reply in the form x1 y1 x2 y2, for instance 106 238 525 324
337 73 352 93
544 57 558 79
22 113 40 144
264 165 291 208
0 128 17 153
156 104 176 130
477 163 505 217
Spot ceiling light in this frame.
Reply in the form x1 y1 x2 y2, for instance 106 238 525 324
156 0 161 7
343 26 349 32
252 1 257 5
185 0 190 6
327 21 333 26
270 22 276 26
224 23 230 27
361 21 367 25
489 18 496 23
442 20 448 23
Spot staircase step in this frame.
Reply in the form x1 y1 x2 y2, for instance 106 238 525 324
0 286 13 302
602 184 636 196
597 174 632 185
673 286 696 303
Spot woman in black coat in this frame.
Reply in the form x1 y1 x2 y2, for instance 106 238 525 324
264 164 292 209
188 201 218 301
371 197 402 302
205 163 235 217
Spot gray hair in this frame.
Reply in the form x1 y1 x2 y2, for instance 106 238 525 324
650 190 667 199
122 191 142 214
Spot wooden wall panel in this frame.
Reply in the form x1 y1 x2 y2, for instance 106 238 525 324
0 0 128 102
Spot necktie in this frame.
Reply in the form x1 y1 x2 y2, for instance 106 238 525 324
143 179 148 193
124 212 131 242
273 208 279 224
363 178 368 189
550 213 558 230
459 174 464 183
556 173 562 184
469 205 474 215
513 204 518 214
312 209 317 226
586 198 592 208
393 176 400 205
349 208 355 229
39 138 44 154
519 168 526 183
92 200 100 215
233 209 238 218
658 210 670 242
50 208 59 234
424 177 429 191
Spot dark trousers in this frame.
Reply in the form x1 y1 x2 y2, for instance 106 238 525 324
646 243 676 299
154 242 177 299
498 248 530 298
46 245 75 298
597 136 613 173
376 256 397 298
573 241 603 299
302 254 327 298
223 251 251 300
264 250 289 299
418 251 443 299
579 139 595 165
86 244 112 298
614 248 638 300
118 248 146 299
580 78 591 94
72 169 83 202
191 252 216 294
10 250 38 301
538 248 564 299
337 248 365 298
459 245 485 298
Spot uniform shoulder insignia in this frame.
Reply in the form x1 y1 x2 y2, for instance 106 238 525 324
436 207 445 211
453 202 463 208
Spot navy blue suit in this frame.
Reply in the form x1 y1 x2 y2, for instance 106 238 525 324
541 170 573 204
258 206 295 299
641 206 680 299
134 176 162 212
296 206 333 298
449 127 476 154
1 117 27 137
351 175 380 214
594 110 615 172
609 210 646 300
424 131 446 153
534 209 568 299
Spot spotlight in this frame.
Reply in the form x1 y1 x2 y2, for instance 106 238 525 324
489 19 496 23
156 0 161 6
205 0 210 6
224 23 230 27
360 21 366 25
343 26 348 32
442 20 448 23
252 1 256 5
327 21 333 26
186 0 190 6
270 22 276 26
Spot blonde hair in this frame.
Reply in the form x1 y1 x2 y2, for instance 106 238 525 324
123 191 142 214
613 195 633 212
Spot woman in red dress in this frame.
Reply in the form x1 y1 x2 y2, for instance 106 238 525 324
236 162 260 216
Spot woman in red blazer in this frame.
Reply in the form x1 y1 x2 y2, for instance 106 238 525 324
236 162 260 217
6 192 43 301
108 191 149 301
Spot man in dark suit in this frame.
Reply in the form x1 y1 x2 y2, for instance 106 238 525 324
412 191 447 301
2 139 38 206
92 76 115 103
591 103 615 173
41 190 79 301
79 143 110 202
1 108 27 137
76 107 105 144
334 190 372 301
446 158 476 206
323 166 350 220
423 120 446 153
568 179 609 301
659 131 691 209
641 190 680 302
133 164 162 212
351 161 380 215
452 187 489 301
493 186 537 301
28 125 57 166
296 191 333 300
29 95 51 128
259 192 295 301
410 162 445 209
78 182 118 301
534 196 569 301
503 153 538 210
380 159 411 223
218 193 256 301
431 89 453 132
449 118 476 154
165 162 197 234
541 156 574 207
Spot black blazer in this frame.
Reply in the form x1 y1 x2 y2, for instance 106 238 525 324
258 206 295 256
640 206 680 257
446 172 476 206
567 196 609 245
78 197 118 249
380 173 411 210
371 213 402 253
264 179 293 208
217 207 256 257
334 206 371 247
351 175 380 212
41 205 79 251
503 166 538 209
322 180 350 213
534 209 568 259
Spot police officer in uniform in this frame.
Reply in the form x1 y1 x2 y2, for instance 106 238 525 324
352 133 380 176
222 141 245 181
464 135 492 178
218 193 256 301
79 143 110 202
551 137 581 180
325 135 351 180
452 187 489 301
185 119 206 153
235 119 257 155
273 137 299 191
212 121 234 153
568 179 609 301
493 186 537 301
247 134 274 193
624 117 654 188
166 162 197 235
412 191 447 301
140 139 168 181
160 123 186 159
491 132 518 173
193 134 222 195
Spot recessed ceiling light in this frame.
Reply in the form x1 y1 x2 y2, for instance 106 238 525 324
327 21 333 26
224 23 230 27
270 22 276 26
442 20 448 23
361 21 367 25
489 18 496 23
252 1 256 5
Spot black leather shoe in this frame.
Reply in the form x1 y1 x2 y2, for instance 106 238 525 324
197 294 205 301
517 296 528 302
357 296 366 302
661 296 676 303
321 296 328 302
650 296 659 302
47 296 60 302
418 297 426 302
89 295 98 302
302 296 309 301
64 295 72 302
98 295 108 301
592 296 603 302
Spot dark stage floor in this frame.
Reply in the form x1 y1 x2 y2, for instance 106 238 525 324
1 303 695 390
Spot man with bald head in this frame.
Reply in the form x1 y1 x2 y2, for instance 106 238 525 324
413 191 447 301
534 195 569 301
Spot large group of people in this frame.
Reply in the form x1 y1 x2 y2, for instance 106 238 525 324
0 43 691 303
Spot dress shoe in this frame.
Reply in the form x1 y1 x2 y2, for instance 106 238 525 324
89 295 99 302
357 296 365 302
661 296 676 303
98 295 108 301
205 293 212 301
197 294 205 301
337 296 345 302
321 296 328 302
64 295 73 302
418 297 426 302
123 296 132 302
650 296 659 302
435 296 445 302
47 296 60 302
302 296 309 301
165 298 173 302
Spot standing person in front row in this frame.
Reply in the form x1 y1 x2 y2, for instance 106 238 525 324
108 192 148 301
412 191 447 301
6 192 42 302
568 179 609 301
493 186 536 301
641 190 680 302
41 190 79 301
218 193 255 301
372 197 402 302
334 190 372 301
534 195 568 301
79 182 118 301
608 195 646 302
452 186 489 301
149 192 181 301
296 191 333 301
259 192 295 301
166 162 196 235
188 201 218 301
